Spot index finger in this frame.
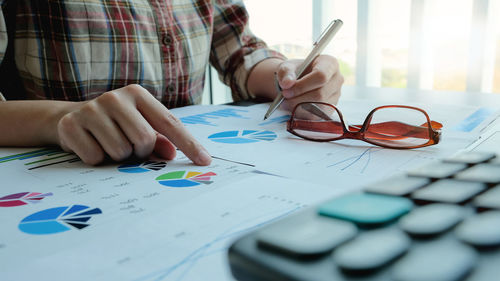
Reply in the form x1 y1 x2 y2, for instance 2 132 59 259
277 60 299 89
131 88 212 166
291 56 339 98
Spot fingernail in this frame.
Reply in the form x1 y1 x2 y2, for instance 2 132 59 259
282 89 294 98
195 149 212 166
286 74 296 82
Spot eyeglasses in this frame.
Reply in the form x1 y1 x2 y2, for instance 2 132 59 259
287 102 442 149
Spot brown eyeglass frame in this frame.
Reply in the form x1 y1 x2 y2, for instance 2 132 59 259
286 102 442 149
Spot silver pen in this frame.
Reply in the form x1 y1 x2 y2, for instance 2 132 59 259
263 19 343 120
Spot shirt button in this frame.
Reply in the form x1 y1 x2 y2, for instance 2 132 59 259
162 34 173 46
167 83 176 93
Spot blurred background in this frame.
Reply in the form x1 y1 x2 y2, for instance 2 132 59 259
205 0 500 104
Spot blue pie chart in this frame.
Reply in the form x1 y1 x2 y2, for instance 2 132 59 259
118 161 167 173
208 130 277 144
18 205 102 235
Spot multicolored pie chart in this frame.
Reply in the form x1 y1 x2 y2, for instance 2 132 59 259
0 192 53 207
155 171 216 187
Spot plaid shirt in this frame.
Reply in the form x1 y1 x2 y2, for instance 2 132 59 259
0 0 284 108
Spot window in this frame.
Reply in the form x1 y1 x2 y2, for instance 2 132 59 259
243 0 500 94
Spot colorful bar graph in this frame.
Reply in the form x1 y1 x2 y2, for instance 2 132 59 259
0 148 57 163
0 148 80 170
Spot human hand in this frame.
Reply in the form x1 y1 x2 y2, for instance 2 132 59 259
56 84 211 166
277 55 344 111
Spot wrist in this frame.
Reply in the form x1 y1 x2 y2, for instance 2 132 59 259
0 100 84 147
247 58 284 100
43 100 85 145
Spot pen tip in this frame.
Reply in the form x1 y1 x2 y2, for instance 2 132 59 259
263 116 268 121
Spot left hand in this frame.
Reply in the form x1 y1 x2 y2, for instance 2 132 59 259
277 55 344 111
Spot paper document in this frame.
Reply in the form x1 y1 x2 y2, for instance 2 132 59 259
0 148 346 281
174 100 495 187
466 113 500 154
1 98 496 281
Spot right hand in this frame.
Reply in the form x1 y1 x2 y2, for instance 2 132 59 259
56 84 211 166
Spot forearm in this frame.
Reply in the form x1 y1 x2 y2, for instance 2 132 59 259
0 100 81 146
0 84 211 166
247 58 284 100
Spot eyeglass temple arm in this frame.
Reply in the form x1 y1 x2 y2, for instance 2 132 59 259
360 121 442 141
291 120 441 141
301 103 335 121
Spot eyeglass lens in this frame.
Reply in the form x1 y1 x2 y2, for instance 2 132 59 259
291 103 344 140
365 107 431 147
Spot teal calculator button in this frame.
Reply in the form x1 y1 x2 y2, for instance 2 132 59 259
318 193 413 225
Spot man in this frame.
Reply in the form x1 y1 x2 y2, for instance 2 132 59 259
0 0 343 166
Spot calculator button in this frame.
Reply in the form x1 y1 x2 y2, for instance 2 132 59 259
257 214 357 257
455 211 500 247
318 193 413 226
391 240 478 281
411 179 486 204
398 204 466 236
364 175 430 196
454 164 500 184
444 151 496 164
333 228 410 271
407 162 467 179
473 184 500 210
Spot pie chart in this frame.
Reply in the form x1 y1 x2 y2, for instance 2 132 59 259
0 192 53 207
156 171 216 187
18 205 102 235
118 160 167 173
208 130 278 144
208 130 277 144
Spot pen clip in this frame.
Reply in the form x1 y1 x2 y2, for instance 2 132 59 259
314 20 336 45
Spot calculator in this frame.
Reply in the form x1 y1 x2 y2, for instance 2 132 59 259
228 151 500 281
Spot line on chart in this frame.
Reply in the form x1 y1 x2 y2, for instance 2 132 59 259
211 156 255 167
133 206 301 281
28 157 80 170
327 147 382 173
